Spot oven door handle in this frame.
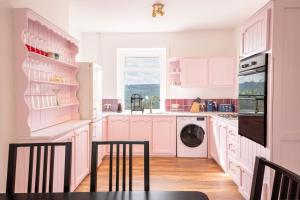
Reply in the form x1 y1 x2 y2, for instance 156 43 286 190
238 67 266 76
238 69 258 76
238 113 264 116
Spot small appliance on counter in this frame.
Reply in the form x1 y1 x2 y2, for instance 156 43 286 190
205 100 217 112
131 94 144 114
218 104 234 112
190 97 202 113
117 103 122 113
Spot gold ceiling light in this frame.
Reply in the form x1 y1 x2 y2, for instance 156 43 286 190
152 3 165 17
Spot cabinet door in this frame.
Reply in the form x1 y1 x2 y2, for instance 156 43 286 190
102 117 108 157
74 126 90 187
240 8 270 58
240 167 253 200
181 58 209 87
107 116 130 141
219 123 228 172
91 121 103 166
107 116 130 154
53 132 76 192
130 117 152 155
152 117 176 155
209 57 236 87
209 119 220 164
228 157 241 186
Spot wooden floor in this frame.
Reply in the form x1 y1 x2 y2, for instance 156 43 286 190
76 157 244 200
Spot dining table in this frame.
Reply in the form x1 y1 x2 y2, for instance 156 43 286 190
0 191 209 200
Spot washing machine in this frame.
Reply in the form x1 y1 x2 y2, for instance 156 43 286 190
177 116 207 158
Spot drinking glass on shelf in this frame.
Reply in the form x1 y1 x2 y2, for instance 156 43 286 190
35 96 40 109
44 96 48 108
31 96 36 109
23 30 31 51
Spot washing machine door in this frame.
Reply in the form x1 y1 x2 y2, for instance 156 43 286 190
180 124 205 148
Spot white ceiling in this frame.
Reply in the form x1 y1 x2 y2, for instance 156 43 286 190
69 0 270 32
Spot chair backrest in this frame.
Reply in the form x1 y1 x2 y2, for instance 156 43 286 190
90 141 150 192
6 142 72 194
250 157 300 200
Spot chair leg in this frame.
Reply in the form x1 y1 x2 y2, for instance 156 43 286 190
250 157 265 200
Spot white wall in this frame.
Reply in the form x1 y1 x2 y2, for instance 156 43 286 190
10 0 69 32
0 0 70 192
79 30 237 99
0 0 15 193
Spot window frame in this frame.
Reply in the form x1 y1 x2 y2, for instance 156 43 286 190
117 48 166 112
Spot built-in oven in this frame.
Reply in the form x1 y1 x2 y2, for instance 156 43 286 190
238 53 268 147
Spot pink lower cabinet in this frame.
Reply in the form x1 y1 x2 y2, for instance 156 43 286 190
152 117 176 156
74 126 90 187
54 132 76 192
209 118 220 164
107 116 130 153
219 123 228 172
54 125 90 192
107 116 130 141
91 120 104 166
129 117 152 155
239 166 253 200
227 157 241 186
102 117 108 156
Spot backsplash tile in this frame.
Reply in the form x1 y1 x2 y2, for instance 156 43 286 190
102 99 121 112
102 98 239 113
165 98 239 113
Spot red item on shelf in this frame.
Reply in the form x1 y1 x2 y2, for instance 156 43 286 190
25 44 48 56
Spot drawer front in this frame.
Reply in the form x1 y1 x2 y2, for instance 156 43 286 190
227 139 240 160
228 158 241 186
227 126 239 143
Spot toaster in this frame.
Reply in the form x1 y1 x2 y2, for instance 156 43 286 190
218 104 234 112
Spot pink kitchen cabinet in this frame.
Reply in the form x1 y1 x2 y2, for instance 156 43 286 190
240 6 271 58
209 118 220 164
102 117 108 157
91 120 104 166
107 116 130 153
209 57 236 87
107 116 130 141
152 117 176 156
180 58 209 87
219 123 228 172
13 9 80 138
129 117 152 155
54 132 76 192
74 126 90 187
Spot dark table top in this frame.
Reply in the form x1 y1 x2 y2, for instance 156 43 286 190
0 191 209 200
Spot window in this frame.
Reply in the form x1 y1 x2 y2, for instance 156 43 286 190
117 48 166 111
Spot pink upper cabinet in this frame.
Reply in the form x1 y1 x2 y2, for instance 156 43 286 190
209 57 236 87
240 6 271 58
181 58 209 87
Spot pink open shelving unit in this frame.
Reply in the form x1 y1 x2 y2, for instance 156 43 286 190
168 57 182 87
13 8 80 138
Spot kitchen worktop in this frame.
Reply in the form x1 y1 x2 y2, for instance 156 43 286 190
102 111 238 127
16 120 91 141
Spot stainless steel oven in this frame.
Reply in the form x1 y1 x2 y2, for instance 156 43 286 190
238 54 268 147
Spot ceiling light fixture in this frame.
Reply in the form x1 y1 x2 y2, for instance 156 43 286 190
152 3 165 17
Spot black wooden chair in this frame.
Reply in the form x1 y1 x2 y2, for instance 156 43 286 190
90 141 150 192
250 157 300 200
6 142 72 194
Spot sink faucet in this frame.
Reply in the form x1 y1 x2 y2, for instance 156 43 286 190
146 96 160 113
